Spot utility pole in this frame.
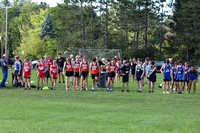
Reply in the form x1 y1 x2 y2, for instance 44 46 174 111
1 25 4 59
0 6 11 56
11 37 16 57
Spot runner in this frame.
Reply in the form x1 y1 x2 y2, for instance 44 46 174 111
80 56 89 91
74 56 81 90
50 60 58 90
13 56 22 88
90 57 100 91
23 58 31 90
36 57 46 90
56 53 65 83
45 56 53 85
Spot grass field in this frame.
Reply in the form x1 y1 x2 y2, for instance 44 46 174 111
0 68 200 133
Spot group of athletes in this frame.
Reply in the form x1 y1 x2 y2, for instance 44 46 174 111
12 54 198 93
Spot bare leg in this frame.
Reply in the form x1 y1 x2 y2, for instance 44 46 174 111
193 80 196 93
25 78 27 88
28 78 31 88
65 76 68 90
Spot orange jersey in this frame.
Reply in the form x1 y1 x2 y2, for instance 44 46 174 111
66 63 73 71
91 63 99 74
82 62 89 72
74 61 80 72
106 66 110 73
110 64 116 72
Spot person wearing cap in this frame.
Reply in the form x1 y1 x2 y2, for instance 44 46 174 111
45 56 53 85
0 54 11 87
70 54 74 63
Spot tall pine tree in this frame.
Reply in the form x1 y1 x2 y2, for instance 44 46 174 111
39 12 55 40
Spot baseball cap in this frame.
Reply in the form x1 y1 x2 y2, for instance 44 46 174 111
49 56 52 59
102 58 105 61
3 54 7 57
70 54 73 58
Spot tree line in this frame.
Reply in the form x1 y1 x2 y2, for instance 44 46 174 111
0 0 199 66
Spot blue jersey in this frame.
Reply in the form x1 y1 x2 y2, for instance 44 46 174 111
176 65 184 80
150 66 156 77
163 64 171 80
184 67 189 81
136 64 143 77
189 69 197 81
149 65 156 82
15 61 19 71
172 66 177 79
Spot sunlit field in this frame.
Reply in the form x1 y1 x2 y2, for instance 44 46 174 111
0 68 199 133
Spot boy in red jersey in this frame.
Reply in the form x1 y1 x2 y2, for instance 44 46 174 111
107 58 117 92
23 58 32 90
50 60 58 90
80 56 89 91
73 56 80 90
63 57 74 91
45 56 53 85
36 57 46 90
90 57 100 91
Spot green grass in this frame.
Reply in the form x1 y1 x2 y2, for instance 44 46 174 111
0 68 200 133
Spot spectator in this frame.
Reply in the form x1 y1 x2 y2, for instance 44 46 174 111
0 54 10 87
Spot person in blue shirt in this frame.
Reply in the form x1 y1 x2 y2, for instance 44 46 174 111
120 61 130 92
13 56 22 87
175 59 185 94
0 54 11 87
187 65 199 93
160 59 171 94
183 62 190 93
147 60 157 93
171 62 178 93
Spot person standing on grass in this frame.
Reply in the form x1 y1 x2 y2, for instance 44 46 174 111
183 62 190 93
160 59 171 94
19 59 24 87
50 60 58 90
90 57 100 91
135 58 145 93
116 58 122 83
13 56 22 88
80 56 89 91
0 54 11 87
96 56 104 89
45 56 53 86
63 57 74 91
105 59 111 86
187 65 199 93
23 58 31 90
171 62 178 93
74 56 81 90
121 61 130 92
145 59 151 84
147 60 157 93
131 58 137 83
175 59 185 94
108 58 117 92
56 53 65 83
36 57 46 90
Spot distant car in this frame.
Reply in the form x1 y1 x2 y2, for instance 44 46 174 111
8 58 15 67
32 60 40 68
155 61 165 73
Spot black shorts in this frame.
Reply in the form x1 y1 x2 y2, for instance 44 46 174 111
66 71 74 77
45 71 50 78
81 71 89 78
58 67 63 73
123 75 129 83
131 69 135 75
14 70 21 77
177 80 183 82
136 75 143 81
75 72 80 77
92 73 99 79
108 72 115 78
117 68 121 74
106 73 109 80
163 79 171 82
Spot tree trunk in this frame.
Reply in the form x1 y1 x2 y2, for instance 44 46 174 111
125 5 128 56
99 0 102 46
91 1 93 48
159 3 164 60
105 0 108 44
81 0 85 48
144 0 148 48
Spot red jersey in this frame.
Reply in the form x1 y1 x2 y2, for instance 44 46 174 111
24 63 31 78
45 60 53 71
110 64 116 72
106 66 110 73
38 62 45 74
91 63 99 74
50 65 58 79
74 61 80 72
66 63 73 71
82 62 89 72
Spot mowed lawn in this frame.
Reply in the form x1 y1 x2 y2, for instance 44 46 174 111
0 68 200 133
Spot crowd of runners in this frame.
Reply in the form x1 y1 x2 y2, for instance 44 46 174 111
8 53 199 93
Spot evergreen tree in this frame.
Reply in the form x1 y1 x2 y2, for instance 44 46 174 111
39 12 55 40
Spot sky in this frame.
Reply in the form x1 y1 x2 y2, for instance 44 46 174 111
31 0 64 7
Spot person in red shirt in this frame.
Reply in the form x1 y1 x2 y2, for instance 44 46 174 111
23 58 32 90
63 57 74 91
73 56 80 90
50 60 58 90
90 57 100 91
45 56 53 85
80 55 89 91
36 57 46 90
